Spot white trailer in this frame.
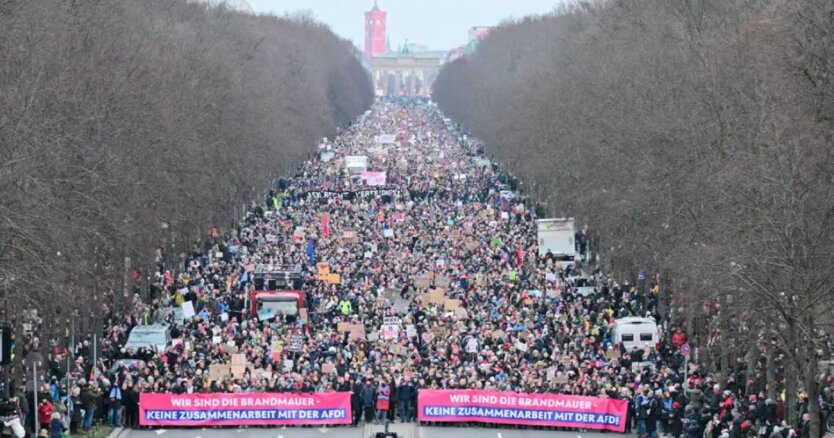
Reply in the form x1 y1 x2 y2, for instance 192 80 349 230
344 155 368 175
611 317 659 352
536 218 576 268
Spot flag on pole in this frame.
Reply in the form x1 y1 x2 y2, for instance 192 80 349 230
516 244 524 267
321 213 330 237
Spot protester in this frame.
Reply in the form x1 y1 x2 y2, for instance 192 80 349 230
14 97 834 437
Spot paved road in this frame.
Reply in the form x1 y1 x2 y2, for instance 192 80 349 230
119 426 362 438
420 427 623 438
119 426 627 438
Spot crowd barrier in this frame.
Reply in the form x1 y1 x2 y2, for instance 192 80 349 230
418 389 628 432
139 392 351 427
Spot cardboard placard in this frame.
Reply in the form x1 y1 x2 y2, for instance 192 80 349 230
414 275 433 290
392 297 409 313
342 231 358 244
455 308 469 319
317 263 330 276
435 276 452 288
325 273 341 285
349 323 366 340
322 363 336 374
606 349 621 360
231 353 246 378
443 298 461 310
337 322 350 332
492 330 505 339
220 343 237 354
209 364 230 381
299 308 308 323
465 240 480 251
428 289 445 305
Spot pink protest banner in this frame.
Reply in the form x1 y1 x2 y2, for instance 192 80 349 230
140 392 351 427
360 171 387 186
417 389 627 432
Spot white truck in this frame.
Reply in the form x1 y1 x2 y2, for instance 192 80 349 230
536 218 576 269
344 155 368 175
611 317 659 352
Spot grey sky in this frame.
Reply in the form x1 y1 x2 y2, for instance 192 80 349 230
247 0 563 51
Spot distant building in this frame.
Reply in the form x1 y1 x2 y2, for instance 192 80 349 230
363 2 445 97
364 1 387 58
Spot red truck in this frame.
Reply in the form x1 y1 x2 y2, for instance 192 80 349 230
250 290 305 319
250 264 306 320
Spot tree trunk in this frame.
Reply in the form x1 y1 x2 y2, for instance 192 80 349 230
785 319 798 426
766 341 777 400
745 342 758 382
804 313 820 438
719 294 730 389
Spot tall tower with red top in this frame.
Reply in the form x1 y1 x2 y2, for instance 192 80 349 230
364 1 387 58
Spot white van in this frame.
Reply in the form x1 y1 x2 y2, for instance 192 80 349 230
611 317 659 351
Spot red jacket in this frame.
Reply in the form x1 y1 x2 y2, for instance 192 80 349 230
37 402 53 426
672 332 686 347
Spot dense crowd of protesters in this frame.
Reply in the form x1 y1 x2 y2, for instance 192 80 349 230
3 98 833 438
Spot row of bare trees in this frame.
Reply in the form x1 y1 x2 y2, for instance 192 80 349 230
434 0 834 434
0 1 371 334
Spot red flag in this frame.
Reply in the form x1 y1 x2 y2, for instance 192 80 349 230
321 213 330 237
516 244 524 267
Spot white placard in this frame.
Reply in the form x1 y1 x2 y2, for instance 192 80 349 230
182 301 195 319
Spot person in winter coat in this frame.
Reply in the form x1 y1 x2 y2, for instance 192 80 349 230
107 383 122 427
49 412 64 438
80 382 100 431
37 399 53 430
122 383 139 429
669 401 684 438
685 407 702 438
350 381 362 426
360 380 376 423
69 387 82 434
397 380 415 422
375 382 390 424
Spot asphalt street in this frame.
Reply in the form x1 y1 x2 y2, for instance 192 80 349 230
118 426 628 438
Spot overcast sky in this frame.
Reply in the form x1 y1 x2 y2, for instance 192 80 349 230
247 0 562 51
